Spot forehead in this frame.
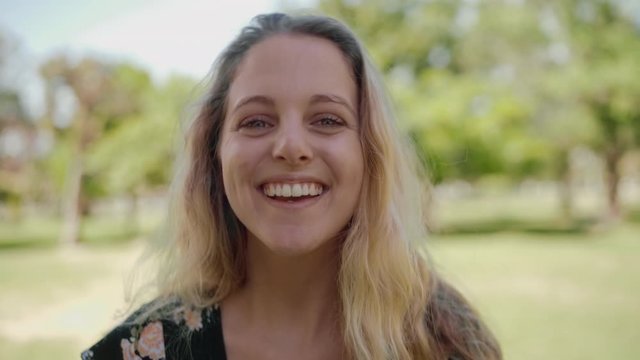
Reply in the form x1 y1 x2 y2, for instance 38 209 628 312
227 34 357 108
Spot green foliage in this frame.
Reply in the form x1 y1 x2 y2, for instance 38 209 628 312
390 66 550 181
0 90 26 123
42 136 72 193
85 74 196 195
3 0 638 222
318 0 640 193
37 57 197 201
96 63 153 130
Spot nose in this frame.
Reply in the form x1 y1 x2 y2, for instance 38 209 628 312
272 118 313 166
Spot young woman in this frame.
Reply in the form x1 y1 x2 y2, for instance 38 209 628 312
83 13 501 360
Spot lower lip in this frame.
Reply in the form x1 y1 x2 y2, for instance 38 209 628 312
258 189 327 209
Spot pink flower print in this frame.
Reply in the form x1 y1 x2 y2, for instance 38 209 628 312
183 307 203 331
137 321 166 360
120 339 142 360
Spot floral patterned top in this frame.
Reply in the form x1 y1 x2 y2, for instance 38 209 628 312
82 302 226 360
82 291 487 359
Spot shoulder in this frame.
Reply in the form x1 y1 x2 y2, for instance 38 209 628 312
81 300 223 360
426 279 502 360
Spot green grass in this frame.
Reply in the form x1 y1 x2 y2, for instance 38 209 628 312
427 188 640 359
0 211 163 249
430 223 640 360
0 190 638 359
0 213 155 359
0 243 142 359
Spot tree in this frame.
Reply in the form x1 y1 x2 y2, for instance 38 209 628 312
0 32 34 221
318 0 550 183
86 73 196 228
559 0 640 220
40 56 132 244
317 0 640 222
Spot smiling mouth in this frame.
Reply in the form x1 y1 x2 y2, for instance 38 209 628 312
262 182 324 201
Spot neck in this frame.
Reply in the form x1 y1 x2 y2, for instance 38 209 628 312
227 234 341 334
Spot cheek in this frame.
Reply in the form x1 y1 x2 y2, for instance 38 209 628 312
321 137 364 214
330 137 364 181
344 141 365 208
220 150 247 192
219 140 246 195
219 138 266 195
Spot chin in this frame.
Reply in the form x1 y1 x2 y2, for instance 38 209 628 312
251 227 338 258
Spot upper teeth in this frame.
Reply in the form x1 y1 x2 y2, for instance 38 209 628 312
263 183 324 197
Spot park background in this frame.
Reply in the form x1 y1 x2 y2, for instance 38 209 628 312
1 0 639 358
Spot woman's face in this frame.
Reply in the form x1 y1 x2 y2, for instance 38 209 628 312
219 34 364 256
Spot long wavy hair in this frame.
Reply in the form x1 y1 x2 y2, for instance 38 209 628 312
151 13 501 360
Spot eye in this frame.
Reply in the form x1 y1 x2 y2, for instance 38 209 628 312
239 117 273 130
313 114 344 128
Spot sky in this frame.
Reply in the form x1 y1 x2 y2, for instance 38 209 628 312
0 0 289 79
0 0 325 117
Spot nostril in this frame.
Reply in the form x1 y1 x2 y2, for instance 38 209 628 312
272 137 314 164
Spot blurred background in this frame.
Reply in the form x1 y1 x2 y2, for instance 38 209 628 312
1 0 639 358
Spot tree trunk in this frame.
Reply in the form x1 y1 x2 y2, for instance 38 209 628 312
604 146 622 221
7 195 23 223
557 150 573 223
60 152 83 245
59 108 87 245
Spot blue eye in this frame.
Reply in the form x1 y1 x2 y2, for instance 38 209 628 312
316 115 343 127
240 118 271 129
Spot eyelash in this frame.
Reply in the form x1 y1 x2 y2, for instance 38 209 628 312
314 115 344 127
237 114 345 130
239 117 271 129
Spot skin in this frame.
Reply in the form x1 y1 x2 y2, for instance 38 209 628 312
218 34 364 359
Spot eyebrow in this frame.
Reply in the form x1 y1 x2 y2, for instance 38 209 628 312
230 93 357 118
231 95 275 114
310 94 357 118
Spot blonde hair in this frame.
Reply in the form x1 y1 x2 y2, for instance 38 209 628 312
149 13 501 360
